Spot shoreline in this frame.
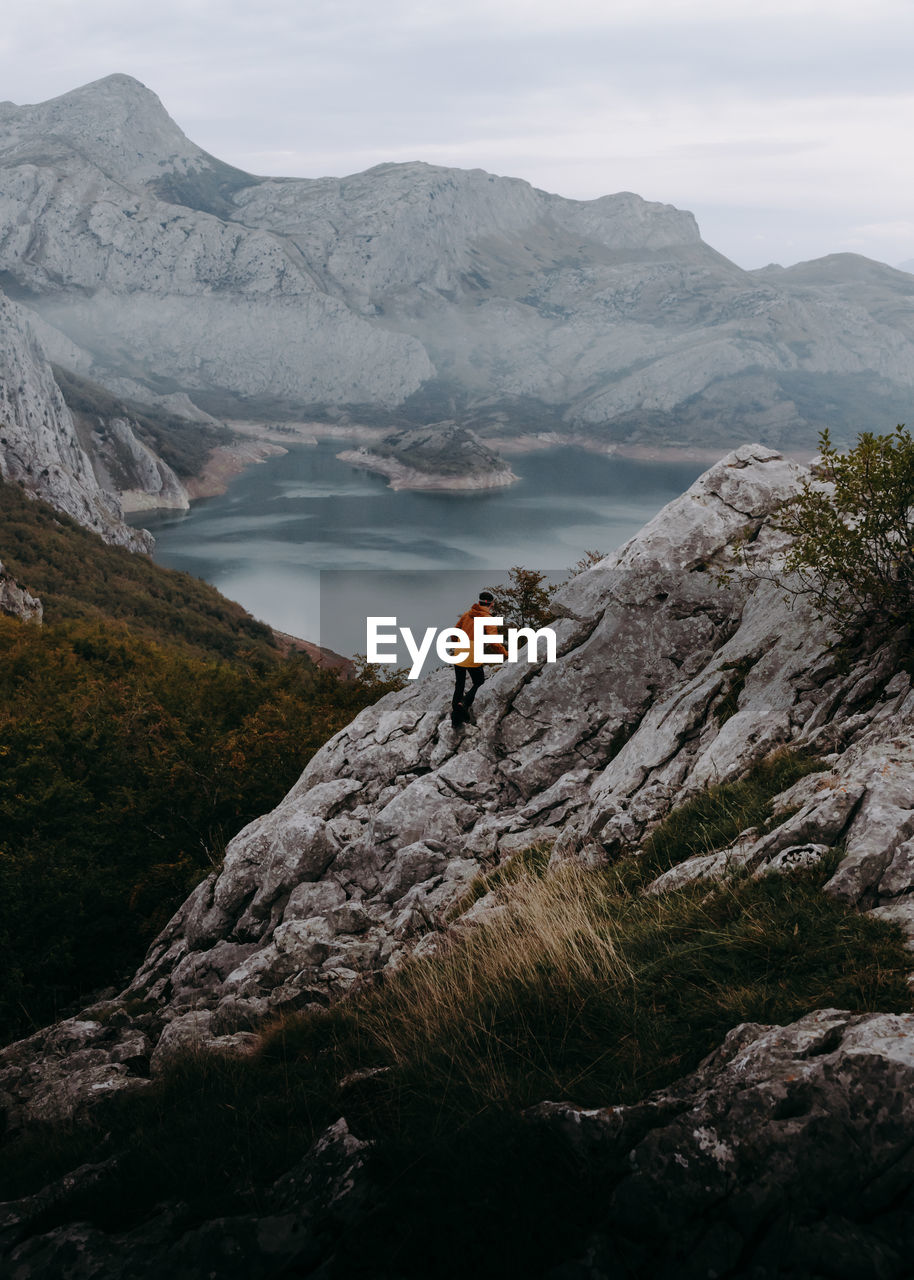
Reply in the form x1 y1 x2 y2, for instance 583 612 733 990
226 419 814 467
270 628 355 676
185 437 288 499
128 419 816 516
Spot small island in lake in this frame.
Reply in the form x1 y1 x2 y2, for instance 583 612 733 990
337 422 518 491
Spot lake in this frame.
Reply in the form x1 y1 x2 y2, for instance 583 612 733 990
132 441 704 658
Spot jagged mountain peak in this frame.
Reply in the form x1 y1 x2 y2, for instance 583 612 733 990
1 75 914 445
0 72 235 190
42 71 160 106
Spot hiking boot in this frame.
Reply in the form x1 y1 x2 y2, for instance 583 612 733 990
451 707 464 728
462 705 477 725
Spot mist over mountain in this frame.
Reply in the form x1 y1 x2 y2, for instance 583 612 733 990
2 74 913 451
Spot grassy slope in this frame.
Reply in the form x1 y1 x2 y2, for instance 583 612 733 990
0 477 274 659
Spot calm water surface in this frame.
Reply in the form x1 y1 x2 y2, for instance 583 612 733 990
132 442 703 654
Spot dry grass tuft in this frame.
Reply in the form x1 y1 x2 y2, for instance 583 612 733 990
361 863 633 1108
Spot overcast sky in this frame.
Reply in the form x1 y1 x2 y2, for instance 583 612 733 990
2 0 912 270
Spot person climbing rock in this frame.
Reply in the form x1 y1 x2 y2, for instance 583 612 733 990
451 590 508 727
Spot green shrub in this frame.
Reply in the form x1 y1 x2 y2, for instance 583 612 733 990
777 426 914 634
487 551 605 630
0 478 275 659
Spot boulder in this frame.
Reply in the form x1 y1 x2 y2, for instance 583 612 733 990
538 1010 914 1277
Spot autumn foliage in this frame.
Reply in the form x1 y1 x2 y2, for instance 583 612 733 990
0 483 393 1040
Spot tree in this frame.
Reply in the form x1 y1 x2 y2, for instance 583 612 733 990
488 552 607 631
488 567 554 630
777 426 914 633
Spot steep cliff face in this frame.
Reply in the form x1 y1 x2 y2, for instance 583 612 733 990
2 76 914 444
0 288 149 547
75 414 189 512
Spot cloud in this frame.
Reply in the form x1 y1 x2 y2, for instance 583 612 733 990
851 221 914 242
1 0 912 268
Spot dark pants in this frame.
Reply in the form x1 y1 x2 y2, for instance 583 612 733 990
452 665 485 715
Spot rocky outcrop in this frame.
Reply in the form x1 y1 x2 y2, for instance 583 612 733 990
0 558 41 621
7 1013 914 1277
0 1117 372 1278
0 287 149 547
77 414 189 512
5 442 914 1137
534 1008 914 1278
3 76 914 446
5 442 914 1274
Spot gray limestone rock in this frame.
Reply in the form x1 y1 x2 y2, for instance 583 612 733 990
149 1010 257 1076
877 837 914 897
867 898 914 948
538 1009 914 1277
4 78 914 449
283 879 348 921
0 287 146 547
647 843 752 896
378 842 448 903
214 808 344 926
498 827 559 857
80 414 189 512
755 842 830 876
0 558 41 621
0 1017 152 1131
0 1116 370 1279
7 441 914 1273
825 744 914 902
7 443 914 1154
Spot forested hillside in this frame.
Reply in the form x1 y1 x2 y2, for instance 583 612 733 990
0 482 395 1040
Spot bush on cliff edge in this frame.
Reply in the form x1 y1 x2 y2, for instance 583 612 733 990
778 425 914 633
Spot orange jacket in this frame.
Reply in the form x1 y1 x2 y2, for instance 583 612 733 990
453 602 508 668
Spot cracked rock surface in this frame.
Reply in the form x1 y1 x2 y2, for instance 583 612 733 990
0 287 147 548
535 1008 914 1279
5 442 914 1134
5 443 914 1277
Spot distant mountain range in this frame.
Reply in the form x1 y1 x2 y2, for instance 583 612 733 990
1 73 914 461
